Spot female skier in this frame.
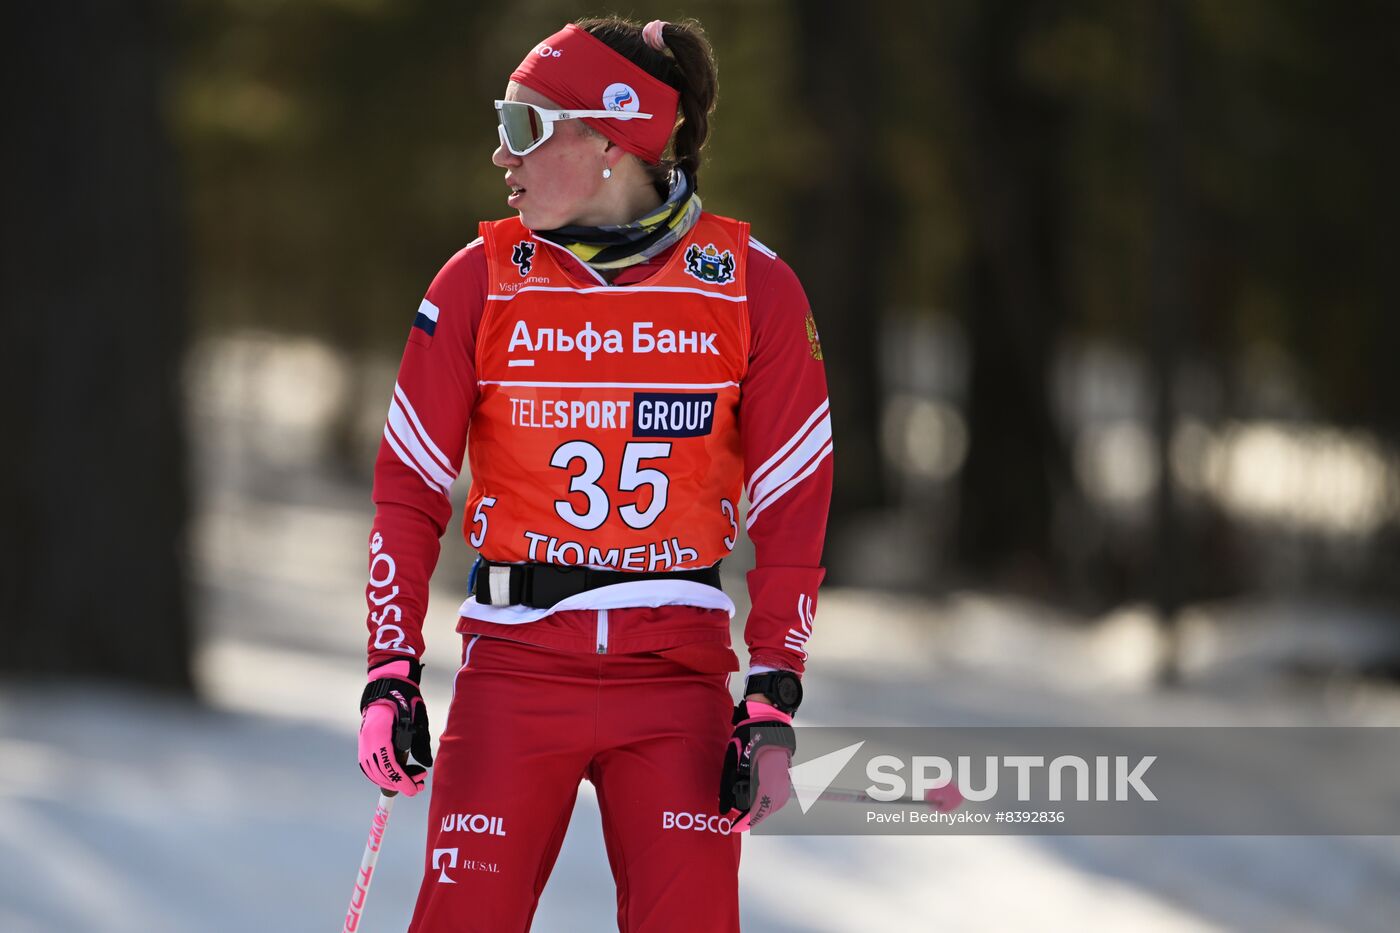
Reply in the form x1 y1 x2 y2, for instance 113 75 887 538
355 17 832 931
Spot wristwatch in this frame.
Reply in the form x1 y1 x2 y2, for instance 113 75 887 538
744 671 803 715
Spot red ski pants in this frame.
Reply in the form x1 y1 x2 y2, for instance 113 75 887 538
406 635 742 932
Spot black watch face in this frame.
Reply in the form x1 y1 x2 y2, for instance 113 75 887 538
774 675 802 709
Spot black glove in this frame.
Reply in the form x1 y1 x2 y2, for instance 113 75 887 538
719 700 796 832
357 659 433 796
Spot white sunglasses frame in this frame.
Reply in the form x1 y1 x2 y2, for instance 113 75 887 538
494 99 653 156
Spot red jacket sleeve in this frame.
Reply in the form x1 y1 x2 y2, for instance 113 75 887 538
739 238 833 676
365 239 487 670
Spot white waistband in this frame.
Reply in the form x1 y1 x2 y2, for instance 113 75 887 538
457 579 735 625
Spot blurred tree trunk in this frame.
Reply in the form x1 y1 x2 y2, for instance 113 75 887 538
0 1 192 690
788 0 894 571
952 2 1076 592
1148 0 1187 679
1349 11 1400 601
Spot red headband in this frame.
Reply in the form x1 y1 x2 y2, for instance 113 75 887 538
510 24 679 164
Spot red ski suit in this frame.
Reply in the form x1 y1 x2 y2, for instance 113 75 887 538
365 212 832 931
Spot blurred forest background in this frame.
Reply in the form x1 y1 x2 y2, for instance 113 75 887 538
4 0 1399 689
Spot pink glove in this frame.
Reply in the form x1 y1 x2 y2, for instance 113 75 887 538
357 659 433 796
719 700 796 833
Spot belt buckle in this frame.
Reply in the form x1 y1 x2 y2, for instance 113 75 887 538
486 565 515 605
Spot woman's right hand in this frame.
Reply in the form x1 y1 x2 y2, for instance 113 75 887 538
357 659 434 796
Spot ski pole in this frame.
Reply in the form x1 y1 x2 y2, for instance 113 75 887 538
342 791 397 933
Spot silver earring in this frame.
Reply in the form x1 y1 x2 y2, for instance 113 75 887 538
602 167 612 179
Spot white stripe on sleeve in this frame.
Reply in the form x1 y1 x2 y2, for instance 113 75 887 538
386 400 456 494
745 438 833 529
749 236 777 259
383 426 447 496
782 594 815 659
393 383 455 476
748 412 832 511
745 400 830 502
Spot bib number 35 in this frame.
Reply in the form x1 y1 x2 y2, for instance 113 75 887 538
550 441 672 531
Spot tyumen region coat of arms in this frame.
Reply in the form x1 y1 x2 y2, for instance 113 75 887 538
684 243 736 285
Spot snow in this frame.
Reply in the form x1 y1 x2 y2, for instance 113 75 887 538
4 470 1399 931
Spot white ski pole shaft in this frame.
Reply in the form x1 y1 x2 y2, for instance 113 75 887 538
793 784 965 811
342 791 396 932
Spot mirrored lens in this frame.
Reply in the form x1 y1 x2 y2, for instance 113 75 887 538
498 101 545 154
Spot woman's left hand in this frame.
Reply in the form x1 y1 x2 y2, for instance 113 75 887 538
718 700 795 833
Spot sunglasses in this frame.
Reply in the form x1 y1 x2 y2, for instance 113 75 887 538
494 99 653 156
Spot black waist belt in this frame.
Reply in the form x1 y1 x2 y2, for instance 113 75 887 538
471 559 723 609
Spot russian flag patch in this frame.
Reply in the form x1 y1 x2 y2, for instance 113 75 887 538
413 298 440 337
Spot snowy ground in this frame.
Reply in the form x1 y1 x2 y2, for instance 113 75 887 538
5 459 1400 931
